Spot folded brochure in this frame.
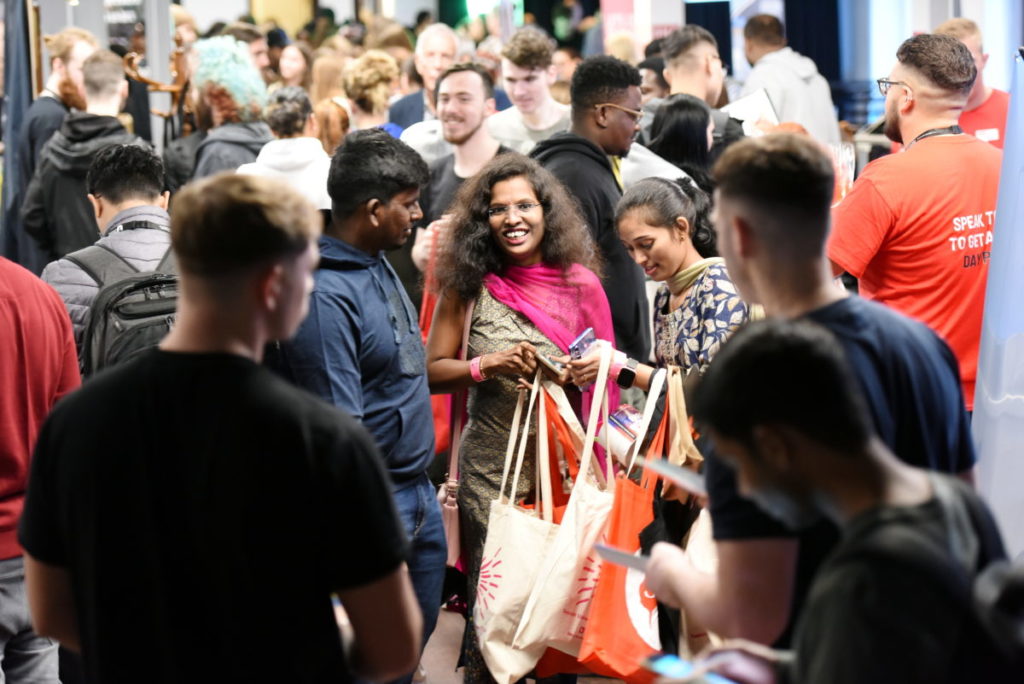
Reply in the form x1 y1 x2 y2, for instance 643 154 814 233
642 457 708 498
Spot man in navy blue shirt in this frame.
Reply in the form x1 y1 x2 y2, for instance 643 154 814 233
643 133 975 648
268 130 443 682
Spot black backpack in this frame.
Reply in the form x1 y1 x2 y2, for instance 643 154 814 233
64 244 178 376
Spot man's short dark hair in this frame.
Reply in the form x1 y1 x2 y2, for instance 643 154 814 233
220 22 262 45
637 57 670 90
662 25 718 66
644 38 664 58
327 129 429 219
569 55 641 122
712 133 834 260
743 14 786 46
435 62 495 103
694 318 873 455
86 144 164 203
897 33 976 96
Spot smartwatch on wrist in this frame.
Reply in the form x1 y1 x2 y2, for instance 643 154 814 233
616 358 638 389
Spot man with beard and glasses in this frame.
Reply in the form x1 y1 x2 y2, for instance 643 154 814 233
657 319 1013 684
394 63 511 307
829 33 1002 415
3 27 97 273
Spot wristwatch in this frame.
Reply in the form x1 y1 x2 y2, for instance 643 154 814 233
616 358 638 389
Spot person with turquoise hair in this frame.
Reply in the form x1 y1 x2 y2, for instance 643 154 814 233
191 36 274 179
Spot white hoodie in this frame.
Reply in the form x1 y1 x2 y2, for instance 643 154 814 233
237 137 332 209
741 46 840 145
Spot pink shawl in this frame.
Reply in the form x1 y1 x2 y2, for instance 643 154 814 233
484 262 620 411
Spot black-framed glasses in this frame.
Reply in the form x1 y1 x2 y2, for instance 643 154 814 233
594 102 644 123
486 202 541 218
876 78 910 96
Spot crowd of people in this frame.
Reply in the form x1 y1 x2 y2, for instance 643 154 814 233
0 6 1019 684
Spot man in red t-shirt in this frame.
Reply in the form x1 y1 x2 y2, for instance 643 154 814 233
0 257 80 681
830 33 1002 411
936 17 1010 149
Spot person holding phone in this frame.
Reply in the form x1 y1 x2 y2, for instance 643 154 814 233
568 175 750 394
426 153 614 683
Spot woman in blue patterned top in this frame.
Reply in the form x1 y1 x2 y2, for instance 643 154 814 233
595 176 750 393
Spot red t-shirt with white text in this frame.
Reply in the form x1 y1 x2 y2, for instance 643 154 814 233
829 134 1002 410
960 88 1009 149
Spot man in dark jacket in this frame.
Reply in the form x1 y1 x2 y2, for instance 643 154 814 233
3 27 97 273
267 130 444 684
21 50 140 263
531 55 650 363
42 144 171 351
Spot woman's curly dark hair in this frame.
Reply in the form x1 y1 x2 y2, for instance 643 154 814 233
434 153 602 301
614 176 717 258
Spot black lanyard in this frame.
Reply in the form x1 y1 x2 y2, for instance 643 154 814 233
906 125 962 149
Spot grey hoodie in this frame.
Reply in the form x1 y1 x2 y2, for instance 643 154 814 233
741 46 840 144
192 122 273 179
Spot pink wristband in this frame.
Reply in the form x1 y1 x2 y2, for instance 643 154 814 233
470 356 487 382
609 350 628 383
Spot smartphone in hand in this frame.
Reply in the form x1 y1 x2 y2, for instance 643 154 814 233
569 327 597 360
537 352 565 376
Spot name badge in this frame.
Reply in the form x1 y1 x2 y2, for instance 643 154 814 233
975 128 999 142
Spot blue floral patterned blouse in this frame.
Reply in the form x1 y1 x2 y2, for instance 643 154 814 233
653 262 750 373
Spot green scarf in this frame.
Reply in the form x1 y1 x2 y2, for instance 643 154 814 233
667 257 725 296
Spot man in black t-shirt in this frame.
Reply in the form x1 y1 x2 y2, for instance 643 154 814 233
395 63 510 308
19 174 421 684
642 134 976 648
655 319 1009 684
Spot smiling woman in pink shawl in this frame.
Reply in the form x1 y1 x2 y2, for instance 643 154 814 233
426 154 613 683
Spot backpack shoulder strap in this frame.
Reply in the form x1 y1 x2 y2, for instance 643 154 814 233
154 247 176 274
64 244 139 287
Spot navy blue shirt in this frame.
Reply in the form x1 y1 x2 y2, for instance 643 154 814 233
269 235 435 483
705 295 975 645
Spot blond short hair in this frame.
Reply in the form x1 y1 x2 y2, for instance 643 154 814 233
82 50 125 99
935 17 983 49
171 174 321 277
43 27 97 64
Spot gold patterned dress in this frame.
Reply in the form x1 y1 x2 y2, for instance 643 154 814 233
458 287 563 682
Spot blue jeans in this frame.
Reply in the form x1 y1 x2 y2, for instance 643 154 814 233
0 556 59 683
391 473 446 682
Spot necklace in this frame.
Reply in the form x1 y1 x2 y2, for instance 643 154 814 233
906 125 962 149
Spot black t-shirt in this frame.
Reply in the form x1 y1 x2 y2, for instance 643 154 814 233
20 350 408 684
785 475 1008 684
705 296 975 645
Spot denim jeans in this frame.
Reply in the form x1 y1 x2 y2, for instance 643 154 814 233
390 473 447 683
0 556 59 683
